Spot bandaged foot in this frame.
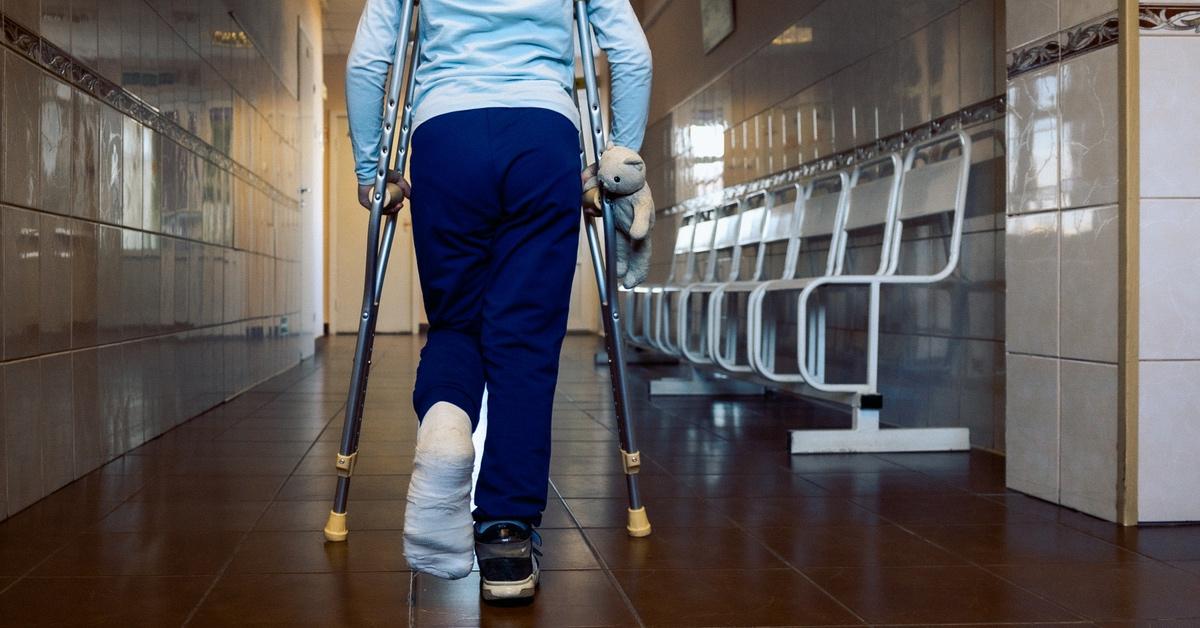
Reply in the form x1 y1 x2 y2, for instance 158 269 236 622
404 402 475 579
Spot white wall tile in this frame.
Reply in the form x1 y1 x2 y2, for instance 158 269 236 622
1006 353 1060 501
1059 46 1118 209
1059 359 1118 521
1138 360 1200 522
1006 66 1060 214
1139 198 1200 360
1140 36 1200 198
1060 205 1118 362
1006 212 1060 356
1007 0 1059 49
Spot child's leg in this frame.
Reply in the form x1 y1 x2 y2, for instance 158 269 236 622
472 108 583 526
404 111 501 578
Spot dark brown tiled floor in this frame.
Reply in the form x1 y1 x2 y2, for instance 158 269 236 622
2 334 1199 626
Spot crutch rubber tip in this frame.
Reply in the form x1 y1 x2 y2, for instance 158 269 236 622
324 511 348 542
626 507 651 537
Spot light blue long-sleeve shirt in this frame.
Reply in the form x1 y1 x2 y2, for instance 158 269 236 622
346 0 652 185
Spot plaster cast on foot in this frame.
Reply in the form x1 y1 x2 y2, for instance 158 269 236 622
403 401 475 579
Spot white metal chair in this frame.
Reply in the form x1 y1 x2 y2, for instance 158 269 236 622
622 209 696 348
677 193 766 364
751 130 974 453
648 203 724 356
747 152 903 383
706 177 835 372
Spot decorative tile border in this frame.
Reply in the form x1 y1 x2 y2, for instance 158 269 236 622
0 13 298 206
1139 4 1200 32
664 95 1006 216
1008 12 1119 79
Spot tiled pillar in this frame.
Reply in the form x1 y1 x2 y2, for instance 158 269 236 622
1006 1 1200 524
1005 0 1123 521
1134 2 1200 523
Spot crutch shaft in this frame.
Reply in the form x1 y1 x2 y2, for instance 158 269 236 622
574 0 650 537
326 0 420 543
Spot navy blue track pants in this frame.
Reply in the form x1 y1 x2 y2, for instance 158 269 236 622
409 107 581 526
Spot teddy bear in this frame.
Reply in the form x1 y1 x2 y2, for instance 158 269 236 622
582 144 655 288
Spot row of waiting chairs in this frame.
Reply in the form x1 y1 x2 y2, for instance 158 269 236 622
619 130 974 452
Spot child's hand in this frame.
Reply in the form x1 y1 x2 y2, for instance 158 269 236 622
581 164 603 217
357 171 411 214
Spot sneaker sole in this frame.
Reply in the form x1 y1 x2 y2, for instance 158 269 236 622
480 572 538 601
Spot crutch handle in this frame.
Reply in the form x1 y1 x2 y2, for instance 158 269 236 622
382 182 407 212
583 187 601 212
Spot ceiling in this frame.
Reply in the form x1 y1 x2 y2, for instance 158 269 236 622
321 0 367 56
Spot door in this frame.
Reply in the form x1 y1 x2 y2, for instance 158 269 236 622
328 113 416 333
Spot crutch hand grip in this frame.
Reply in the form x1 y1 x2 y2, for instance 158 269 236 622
583 187 601 213
381 182 407 214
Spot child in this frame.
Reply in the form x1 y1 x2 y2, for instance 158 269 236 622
345 0 650 601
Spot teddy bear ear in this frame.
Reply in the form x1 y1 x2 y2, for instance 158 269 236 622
605 139 614 151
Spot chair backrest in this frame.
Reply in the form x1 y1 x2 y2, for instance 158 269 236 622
839 153 903 275
843 154 902 233
666 211 697 283
799 173 845 241
733 192 769 281
794 171 850 278
755 183 803 282
683 205 719 282
890 130 972 276
899 142 967 223
699 201 741 282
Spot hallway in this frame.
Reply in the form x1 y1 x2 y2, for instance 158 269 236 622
0 335 1197 626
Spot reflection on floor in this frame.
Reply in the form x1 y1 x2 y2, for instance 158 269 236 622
1 334 1199 626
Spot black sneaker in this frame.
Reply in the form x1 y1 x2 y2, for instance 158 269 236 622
474 520 541 601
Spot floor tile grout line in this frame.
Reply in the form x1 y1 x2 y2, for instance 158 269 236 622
0 395 280 598
970 492 1200 566
708 505 872 625
179 387 347 627
0 499 128 597
548 477 648 628
863 508 1097 624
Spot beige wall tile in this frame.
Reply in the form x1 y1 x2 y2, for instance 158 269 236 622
960 0 998 106
1060 205 1118 363
40 77 72 216
1006 212 1060 357
71 89 100 220
1059 359 1118 521
1006 66 1060 214
38 212 72 354
1060 0 1116 30
1006 353 1060 501
1007 0 1059 49
71 220 98 348
39 353 74 495
4 359 44 514
3 207 42 360
1060 46 1118 209
71 348 104 474
2 53 42 209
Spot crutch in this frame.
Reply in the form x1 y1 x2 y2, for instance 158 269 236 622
574 0 651 538
324 0 420 543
